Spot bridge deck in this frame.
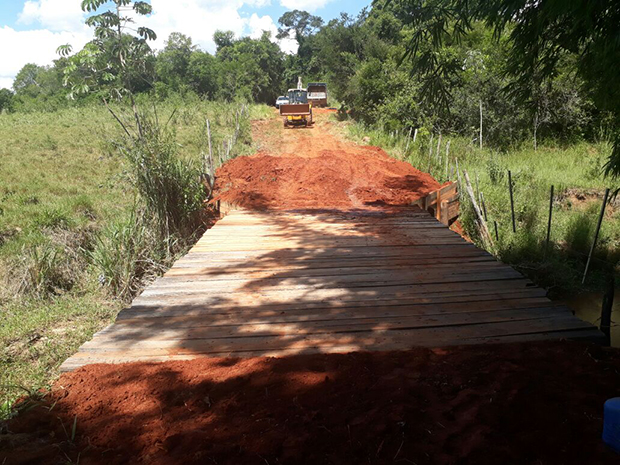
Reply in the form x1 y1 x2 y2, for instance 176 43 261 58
61 208 603 371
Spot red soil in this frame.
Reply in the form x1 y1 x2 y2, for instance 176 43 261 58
3 342 620 464
213 110 441 209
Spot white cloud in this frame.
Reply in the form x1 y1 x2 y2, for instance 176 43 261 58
0 76 14 90
248 13 278 39
146 0 248 53
246 13 298 54
0 0 298 90
18 0 86 32
0 25 90 90
279 0 333 12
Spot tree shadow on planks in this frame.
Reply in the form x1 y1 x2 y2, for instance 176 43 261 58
68 205 601 369
5 341 620 464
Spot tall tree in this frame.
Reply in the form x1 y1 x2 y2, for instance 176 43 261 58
58 0 156 99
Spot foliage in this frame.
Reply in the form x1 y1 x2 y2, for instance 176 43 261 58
118 111 207 239
58 0 156 99
0 89 14 113
90 207 162 300
386 0 620 176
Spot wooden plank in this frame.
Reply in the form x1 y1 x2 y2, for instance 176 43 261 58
135 280 542 305
88 308 573 344
105 303 570 332
74 316 596 353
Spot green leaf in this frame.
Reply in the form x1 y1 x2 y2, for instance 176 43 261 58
137 27 157 41
56 44 73 57
133 1 153 15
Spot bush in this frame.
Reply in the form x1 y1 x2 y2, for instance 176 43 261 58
16 244 73 297
565 214 593 255
89 208 163 300
119 112 207 240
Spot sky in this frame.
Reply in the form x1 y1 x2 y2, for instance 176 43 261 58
0 0 372 90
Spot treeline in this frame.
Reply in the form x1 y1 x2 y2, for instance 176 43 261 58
0 30 284 113
0 4 612 151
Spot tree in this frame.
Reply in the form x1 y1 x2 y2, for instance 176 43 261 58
58 0 156 99
187 51 218 98
386 0 620 176
12 64 45 94
277 10 323 44
0 88 13 112
213 31 235 51
214 31 284 103
155 33 196 94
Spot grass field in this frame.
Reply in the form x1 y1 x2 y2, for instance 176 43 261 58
0 98 271 416
342 120 620 296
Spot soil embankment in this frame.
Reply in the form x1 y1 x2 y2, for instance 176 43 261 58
213 109 441 209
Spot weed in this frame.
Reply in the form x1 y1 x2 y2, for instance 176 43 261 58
89 207 163 300
16 243 73 298
120 114 207 240
565 214 593 255
33 208 72 229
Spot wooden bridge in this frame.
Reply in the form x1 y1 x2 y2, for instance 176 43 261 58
61 207 603 372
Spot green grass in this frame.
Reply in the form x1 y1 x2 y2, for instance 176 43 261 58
342 120 620 295
0 98 272 417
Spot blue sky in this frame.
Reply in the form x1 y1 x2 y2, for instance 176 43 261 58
0 0 372 90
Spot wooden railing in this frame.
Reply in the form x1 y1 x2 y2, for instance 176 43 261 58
412 182 460 226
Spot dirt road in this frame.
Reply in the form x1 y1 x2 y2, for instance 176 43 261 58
2 110 620 465
214 109 441 209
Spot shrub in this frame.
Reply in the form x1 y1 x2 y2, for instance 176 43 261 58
118 113 207 240
564 214 593 255
89 208 164 300
16 243 73 297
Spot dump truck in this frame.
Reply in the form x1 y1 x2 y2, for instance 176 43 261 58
307 82 328 107
280 83 313 128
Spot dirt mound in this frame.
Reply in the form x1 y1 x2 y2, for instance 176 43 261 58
3 341 620 464
213 116 440 210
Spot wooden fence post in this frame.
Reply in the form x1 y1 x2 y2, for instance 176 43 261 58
428 134 434 160
545 185 554 251
480 192 488 222
464 170 494 250
582 188 610 284
206 119 214 175
479 99 483 149
405 127 413 152
508 170 516 233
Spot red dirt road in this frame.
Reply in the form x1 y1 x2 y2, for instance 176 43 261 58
2 110 620 464
213 109 441 209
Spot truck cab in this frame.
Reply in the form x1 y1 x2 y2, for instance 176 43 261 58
287 88 309 104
